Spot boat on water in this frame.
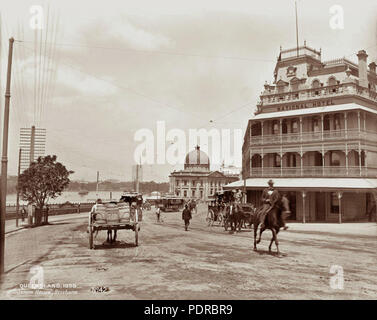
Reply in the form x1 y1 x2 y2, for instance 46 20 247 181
78 190 89 195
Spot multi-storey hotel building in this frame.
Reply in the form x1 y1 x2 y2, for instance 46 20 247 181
226 44 377 222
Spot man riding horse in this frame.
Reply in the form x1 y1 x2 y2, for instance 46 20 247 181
259 179 288 230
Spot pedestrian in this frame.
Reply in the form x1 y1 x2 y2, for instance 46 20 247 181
21 205 26 222
155 205 161 223
182 204 192 231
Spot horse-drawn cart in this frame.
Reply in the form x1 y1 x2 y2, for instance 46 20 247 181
206 194 225 227
88 192 143 249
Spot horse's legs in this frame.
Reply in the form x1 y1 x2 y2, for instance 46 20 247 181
270 228 280 255
113 230 117 243
256 226 265 244
274 229 280 255
268 232 274 252
106 230 110 243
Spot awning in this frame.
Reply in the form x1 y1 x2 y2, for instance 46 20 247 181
252 103 377 121
224 178 377 192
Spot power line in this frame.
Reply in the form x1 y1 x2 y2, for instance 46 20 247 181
17 39 276 63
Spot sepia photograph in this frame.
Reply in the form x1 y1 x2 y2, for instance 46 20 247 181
0 0 376 307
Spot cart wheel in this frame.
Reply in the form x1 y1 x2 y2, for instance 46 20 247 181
89 226 94 249
135 223 139 246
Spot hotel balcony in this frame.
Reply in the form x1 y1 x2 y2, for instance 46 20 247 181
258 82 377 107
249 166 377 178
250 129 377 146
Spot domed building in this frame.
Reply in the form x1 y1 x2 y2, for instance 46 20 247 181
169 146 239 200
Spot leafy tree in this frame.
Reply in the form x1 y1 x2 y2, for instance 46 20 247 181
18 155 74 225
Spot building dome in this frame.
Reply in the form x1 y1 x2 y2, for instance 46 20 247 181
184 145 210 171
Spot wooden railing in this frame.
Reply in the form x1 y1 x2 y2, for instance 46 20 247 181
249 166 377 178
259 82 377 105
250 129 377 145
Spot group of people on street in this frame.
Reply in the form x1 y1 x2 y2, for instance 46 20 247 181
178 179 288 231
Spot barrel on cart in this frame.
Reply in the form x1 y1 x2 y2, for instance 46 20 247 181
88 192 143 249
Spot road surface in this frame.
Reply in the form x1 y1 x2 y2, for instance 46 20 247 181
1 204 376 299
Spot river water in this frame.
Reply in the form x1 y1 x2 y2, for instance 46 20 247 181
6 191 124 206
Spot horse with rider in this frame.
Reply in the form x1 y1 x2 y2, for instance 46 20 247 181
251 179 290 255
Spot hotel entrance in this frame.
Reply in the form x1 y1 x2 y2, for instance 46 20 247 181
315 192 326 221
286 192 296 220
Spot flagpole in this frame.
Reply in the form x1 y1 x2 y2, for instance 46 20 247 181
295 0 299 57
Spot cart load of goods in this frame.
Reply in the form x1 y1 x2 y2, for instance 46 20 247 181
94 202 142 224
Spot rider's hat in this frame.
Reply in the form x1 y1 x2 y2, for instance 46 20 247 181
268 179 274 185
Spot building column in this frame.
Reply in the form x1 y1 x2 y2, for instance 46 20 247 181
302 191 307 224
337 191 343 224
344 112 348 140
250 150 253 177
261 121 264 145
280 149 283 177
321 114 324 141
261 150 264 176
300 149 303 177
358 144 362 177
280 119 283 144
299 117 303 142
321 147 325 176
357 111 361 139
188 179 192 198
345 145 349 176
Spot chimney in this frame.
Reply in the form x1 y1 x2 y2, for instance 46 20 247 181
357 50 368 88
369 62 376 74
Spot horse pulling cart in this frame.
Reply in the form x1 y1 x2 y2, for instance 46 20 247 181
88 192 143 249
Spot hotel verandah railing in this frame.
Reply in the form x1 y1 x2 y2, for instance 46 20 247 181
250 166 377 178
250 129 377 145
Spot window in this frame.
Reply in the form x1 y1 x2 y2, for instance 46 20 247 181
330 151 341 166
282 120 288 134
312 80 320 88
312 118 320 132
192 190 195 197
314 152 323 166
331 192 339 214
323 115 330 131
291 119 298 133
274 153 281 167
184 191 187 197
272 120 279 135
287 153 297 167
184 180 187 186
251 123 262 136
334 114 341 130
176 180 179 186
328 77 337 86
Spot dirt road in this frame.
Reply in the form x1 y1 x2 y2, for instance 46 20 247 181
1 204 376 299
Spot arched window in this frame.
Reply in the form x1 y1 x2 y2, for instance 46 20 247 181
328 77 337 86
312 79 320 88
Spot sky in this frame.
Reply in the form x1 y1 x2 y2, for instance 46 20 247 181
0 0 376 182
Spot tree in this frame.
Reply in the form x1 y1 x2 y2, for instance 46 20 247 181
18 155 74 225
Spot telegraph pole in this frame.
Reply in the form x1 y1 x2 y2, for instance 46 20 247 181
0 37 14 277
15 148 22 227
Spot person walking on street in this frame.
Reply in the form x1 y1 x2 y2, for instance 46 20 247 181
182 204 192 231
155 205 161 223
